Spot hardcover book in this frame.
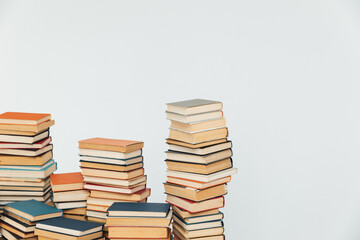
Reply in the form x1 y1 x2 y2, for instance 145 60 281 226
0 112 51 125
107 202 170 217
167 99 222 115
79 138 144 153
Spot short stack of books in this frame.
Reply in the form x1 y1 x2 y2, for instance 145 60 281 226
0 112 57 211
35 217 104 240
0 199 63 240
106 202 172 240
50 172 89 221
78 138 151 225
164 99 237 240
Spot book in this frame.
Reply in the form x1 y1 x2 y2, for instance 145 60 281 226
55 201 87 210
173 214 223 231
0 137 51 149
0 177 50 186
0 161 56 179
0 112 51 125
0 184 49 191
170 118 226 133
63 208 86 215
166 111 223 124
0 144 53 157
168 141 232 155
104 232 170 240
106 210 172 227
34 228 103 240
79 149 142 160
168 128 228 144
164 183 227 202
81 167 144 180
90 188 151 201
83 175 146 188
107 202 170 217
63 214 87 221
0 222 35 238
52 190 90 202
50 172 84 192
5 199 63 222
166 138 227 149
87 197 146 208
0 131 49 144
174 233 224 240
166 176 231 190
0 186 51 196
166 149 232 164
0 120 54 133
0 151 52 166
79 138 144 153
165 158 233 174
1 228 37 240
79 155 143 166
36 217 103 237
86 216 107 224
0 159 54 171
84 183 146 194
80 161 142 172
173 223 224 239
167 168 238 182
167 99 222 115
86 210 107 219
175 211 224 224
166 195 224 213
0 192 51 202
1 214 35 232
107 226 169 239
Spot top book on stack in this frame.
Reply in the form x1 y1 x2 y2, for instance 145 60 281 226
166 99 227 146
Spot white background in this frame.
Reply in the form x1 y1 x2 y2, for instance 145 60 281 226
1 1 360 239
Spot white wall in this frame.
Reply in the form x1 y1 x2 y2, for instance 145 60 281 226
1 1 360 239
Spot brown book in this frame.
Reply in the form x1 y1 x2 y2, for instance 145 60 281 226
166 176 231 190
90 188 150 201
173 222 224 239
84 183 145 194
0 112 51 125
35 229 103 240
86 216 107 224
63 214 87 221
52 190 89 202
0 151 52 166
87 197 146 208
0 120 55 133
50 172 84 192
166 149 232 165
172 205 219 219
107 226 169 239
83 175 146 188
170 118 226 133
166 195 224 213
1 228 37 240
0 222 35 238
81 168 144 180
106 232 170 240
3 211 35 226
165 158 232 174
80 161 142 172
166 138 227 149
174 233 224 240
106 210 172 227
168 141 232 155
87 204 109 213
168 128 228 144
63 208 86 215
164 183 227 202
79 138 143 153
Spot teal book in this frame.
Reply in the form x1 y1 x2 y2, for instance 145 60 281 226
107 202 170 217
5 199 63 222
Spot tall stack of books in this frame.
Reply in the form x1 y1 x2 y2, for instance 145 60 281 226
50 172 89 221
164 99 237 240
106 202 172 240
0 199 63 239
35 217 104 240
0 112 57 212
78 138 151 225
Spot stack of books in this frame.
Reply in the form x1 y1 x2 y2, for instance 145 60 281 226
0 112 56 212
78 138 151 225
50 172 89 221
0 199 63 239
164 99 237 240
106 202 172 240
35 217 104 240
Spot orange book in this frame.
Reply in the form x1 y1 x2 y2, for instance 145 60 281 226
50 172 84 192
79 138 144 153
0 112 51 125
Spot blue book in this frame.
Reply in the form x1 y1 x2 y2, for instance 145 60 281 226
107 202 170 217
5 199 63 222
36 217 103 236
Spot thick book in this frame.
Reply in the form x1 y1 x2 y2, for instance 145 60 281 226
166 149 232 164
166 138 227 149
0 191 51 202
0 183 50 191
1 228 37 240
63 208 86 215
0 112 51 125
55 201 87 210
0 151 52 166
107 226 169 239
83 175 146 188
174 210 224 224
173 214 223 231
107 202 170 217
0 222 36 238
0 177 50 187
166 111 223 124
36 217 103 237
79 149 142 160
52 190 90 202
106 210 172 227
1 214 35 232
81 167 144 180
80 161 142 172
164 183 227 202
5 199 63 222
0 144 53 157
0 185 51 196
166 176 231 190
0 131 49 144
79 155 143 166
167 167 237 183
90 188 151 202
168 141 232 155
166 195 224 213
0 137 52 149
84 183 146 194
0 120 54 133
167 99 223 115
87 197 146 208
165 158 233 174
86 210 107 219
173 223 224 239
79 138 144 153
168 128 228 144
50 172 84 192
174 233 224 240
0 161 56 179
0 159 54 171
170 118 226 133
63 214 87 221
34 228 103 240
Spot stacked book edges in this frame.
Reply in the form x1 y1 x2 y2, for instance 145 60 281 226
164 99 237 240
105 202 171 240
78 138 150 226
0 112 56 214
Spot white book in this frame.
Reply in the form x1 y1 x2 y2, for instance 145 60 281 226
168 141 232 155
80 155 143 166
79 149 141 159
166 111 223 124
167 168 237 182
0 131 49 144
